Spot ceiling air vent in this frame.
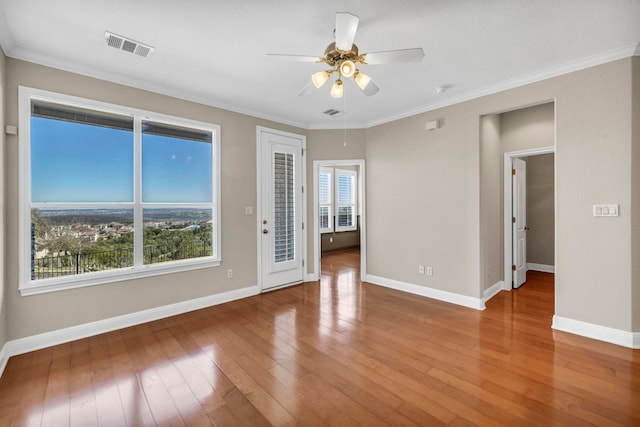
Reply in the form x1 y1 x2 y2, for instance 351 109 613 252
323 109 344 117
105 31 154 58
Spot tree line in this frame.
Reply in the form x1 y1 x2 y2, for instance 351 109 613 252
32 210 212 269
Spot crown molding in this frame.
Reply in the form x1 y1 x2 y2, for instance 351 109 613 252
2 39 638 130
3 46 311 130
365 42 640 128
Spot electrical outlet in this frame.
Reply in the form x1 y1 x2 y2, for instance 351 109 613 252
330 237 333 243
227 269 233 279
426 267 433 276
418 265 425 274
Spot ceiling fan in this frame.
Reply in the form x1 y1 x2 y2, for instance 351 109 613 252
265 12 425 98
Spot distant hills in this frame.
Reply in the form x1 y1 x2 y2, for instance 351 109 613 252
37 208 211 226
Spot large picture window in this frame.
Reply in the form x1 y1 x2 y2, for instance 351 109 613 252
20 87 220 294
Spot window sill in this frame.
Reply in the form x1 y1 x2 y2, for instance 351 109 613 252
19 257 221 296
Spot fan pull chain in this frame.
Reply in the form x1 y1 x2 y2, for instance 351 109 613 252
343 90 347 147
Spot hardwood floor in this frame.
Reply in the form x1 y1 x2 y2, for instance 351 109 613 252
1 248 639 426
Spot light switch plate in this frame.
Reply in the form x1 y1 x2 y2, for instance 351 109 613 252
593 204 618 217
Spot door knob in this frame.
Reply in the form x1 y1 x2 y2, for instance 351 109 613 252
263 229 269 234
524 226 530 231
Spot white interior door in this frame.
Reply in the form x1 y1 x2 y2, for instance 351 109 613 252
512 157 527 288
258 128 304 291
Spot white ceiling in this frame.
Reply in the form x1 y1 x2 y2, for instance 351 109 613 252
0 0 639 129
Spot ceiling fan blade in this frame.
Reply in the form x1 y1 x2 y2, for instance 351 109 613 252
335 12 359 51
264 54 322 63
297 82 315 97
362 80 380 97
363 48 425 65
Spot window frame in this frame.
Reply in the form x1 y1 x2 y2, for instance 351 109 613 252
334 168 358 232
18 86 221 295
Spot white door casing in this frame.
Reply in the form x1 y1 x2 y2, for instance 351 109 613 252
257 127 305 291
512 157 527 288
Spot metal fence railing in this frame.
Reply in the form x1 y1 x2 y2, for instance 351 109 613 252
32 242 211 280
145 241 211 265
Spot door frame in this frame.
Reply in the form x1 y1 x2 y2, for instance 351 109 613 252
256 126 307 292
503 147 554 291
312 159 366 282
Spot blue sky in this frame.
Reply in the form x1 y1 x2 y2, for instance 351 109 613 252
142 133 212 203
31 118 212 203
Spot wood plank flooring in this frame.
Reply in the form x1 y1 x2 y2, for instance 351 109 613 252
1 248 639 426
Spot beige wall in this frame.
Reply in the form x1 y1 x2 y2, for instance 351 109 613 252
366 58 635 331
480 114 502 290
366 106 482 297
501 103 555 153
632 56 640 331
526 153 555 266
321 226 360 253
0 48 7 350
554 60 632 330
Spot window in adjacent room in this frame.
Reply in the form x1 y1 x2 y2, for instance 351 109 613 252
319 167 357 234
319 167 333 233
335 169 357 232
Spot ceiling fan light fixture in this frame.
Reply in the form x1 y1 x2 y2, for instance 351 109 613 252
312 70 331 88
339 60 356 78
330 79 344 98
269 12 423 98
354 71 372 90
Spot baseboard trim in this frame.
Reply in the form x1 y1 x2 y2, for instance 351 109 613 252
483 281 504 304
552 315 639 349
0 285 260 378
304 273 319 282
364 274 484 310
527 263 555 273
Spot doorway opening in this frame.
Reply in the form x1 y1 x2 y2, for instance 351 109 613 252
312 160 366 283
503 148 555 290
480 100 556 308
